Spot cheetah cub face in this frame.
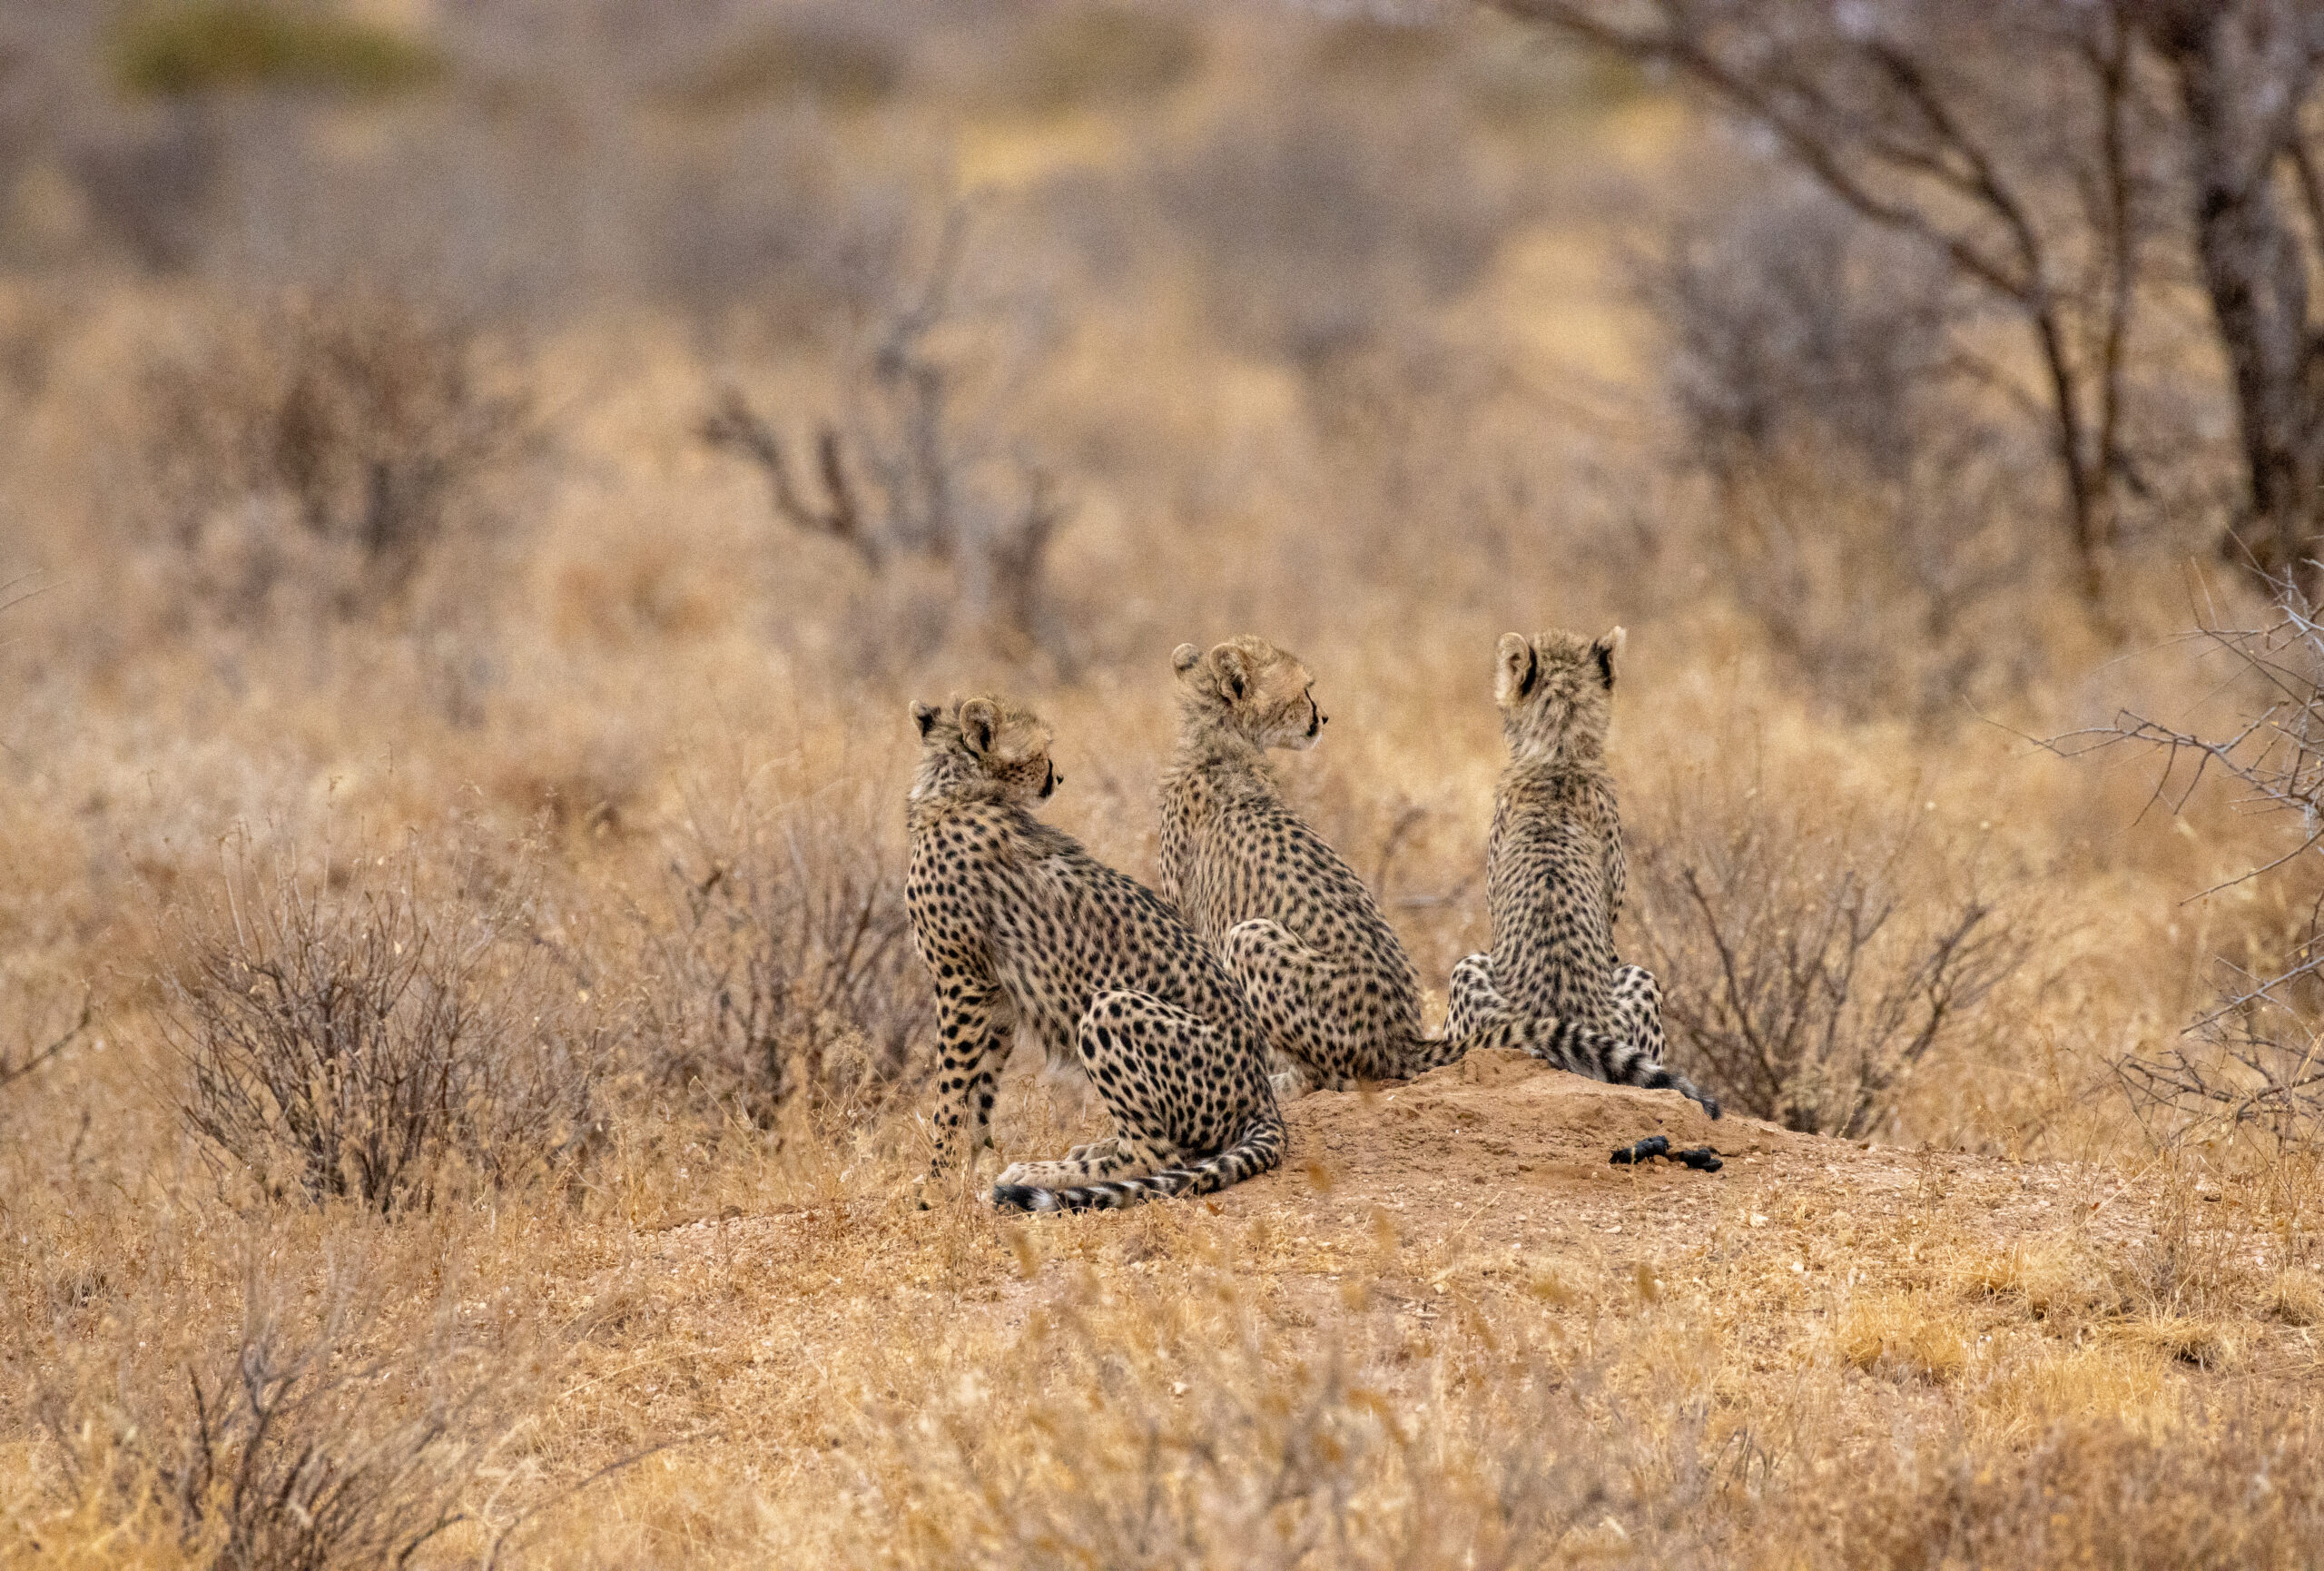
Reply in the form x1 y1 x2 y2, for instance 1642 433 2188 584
910 695 1062 805
1171 635 1327 751
1494 626 1624 766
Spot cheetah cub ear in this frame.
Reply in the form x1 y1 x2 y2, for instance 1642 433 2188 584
911 700 941 738
959 697 1000 755
1209 642 1250 701
1171 642 1203 678
1494 632 1538 706
1591 626 1627 690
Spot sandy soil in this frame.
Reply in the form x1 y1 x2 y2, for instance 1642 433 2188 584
565 1049 2218 1464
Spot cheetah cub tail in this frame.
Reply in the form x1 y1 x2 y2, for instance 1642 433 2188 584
992 1112 1285 1214
1612 1049 1722 1121
1457 1011 1721 1120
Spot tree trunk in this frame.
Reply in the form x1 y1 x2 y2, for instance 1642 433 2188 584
2143 0 2324 604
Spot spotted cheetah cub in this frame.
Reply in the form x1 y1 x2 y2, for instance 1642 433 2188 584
907 694 1285 1211
1157 637 1463 1092
1445 627 1718 1118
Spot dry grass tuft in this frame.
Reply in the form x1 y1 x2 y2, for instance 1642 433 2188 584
2117 1316 2240 1370
2266 1268 2324 1326
1950 1238 2117 1327
1837 1292 1973 1384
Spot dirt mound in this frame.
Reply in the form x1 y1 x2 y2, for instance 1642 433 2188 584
1197 1047 1807 1259
1294 1047 1751 1188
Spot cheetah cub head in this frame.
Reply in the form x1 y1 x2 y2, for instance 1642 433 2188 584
1494 626 1624 766
910 695 1061 805
1171 635 1327 752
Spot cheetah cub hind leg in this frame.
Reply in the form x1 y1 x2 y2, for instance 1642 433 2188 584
992 990 1197 1200
1445 952 1501 1042
994 989 1282 1213
1608 962 1667 1063
1221 918 1361 1092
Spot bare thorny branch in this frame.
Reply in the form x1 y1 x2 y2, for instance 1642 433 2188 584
1 985 87 1091
698 203 1074 660
2048 582 2324 1143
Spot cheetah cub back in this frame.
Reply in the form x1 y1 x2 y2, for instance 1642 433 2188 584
906 693 1285 1211
1444 627 1719 1120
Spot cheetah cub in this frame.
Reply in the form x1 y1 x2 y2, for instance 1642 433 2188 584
907 694 1285 1211
1159 636 1654 1096
1158 637 1466 1092
1445 627 1719 1119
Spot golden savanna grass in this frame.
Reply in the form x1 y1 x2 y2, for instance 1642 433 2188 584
4 4 2323 1566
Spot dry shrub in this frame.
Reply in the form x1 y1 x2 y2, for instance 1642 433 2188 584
140 288 535 626
2071 596 2324 1149
1659 183 1957 478
641 778 933 1131
1695 454 2051 721
2125 1003 2324 1151
704 208 1075 668
1654 183 2063 720
1631 776 2028 1137
25 1251 517 1571
163 839 604 1213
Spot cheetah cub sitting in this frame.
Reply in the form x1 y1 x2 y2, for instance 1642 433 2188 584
1445 627 1719 1119
1158 637 1464 1093
1159 636 1653 1096
907 694 1285 1211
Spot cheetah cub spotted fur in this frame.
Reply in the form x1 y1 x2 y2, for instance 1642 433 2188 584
1157 636 1464 1093
906 694 1284 1211
1445 627 1719 1119
1157 635 1660 1098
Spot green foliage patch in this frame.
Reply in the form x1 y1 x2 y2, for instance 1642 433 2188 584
112 3 446 99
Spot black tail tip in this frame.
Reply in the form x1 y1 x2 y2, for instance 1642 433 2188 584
1699 1095 1722 1121
992 1183 1061 1213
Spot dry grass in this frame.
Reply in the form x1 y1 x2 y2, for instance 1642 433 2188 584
2 4 2319 1566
